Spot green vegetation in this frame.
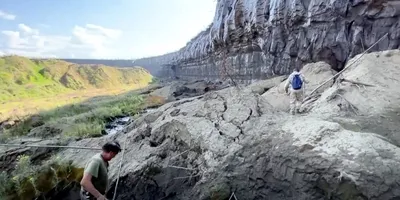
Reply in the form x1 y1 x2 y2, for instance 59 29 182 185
1 92 144 140
0 155 83 200
0 56 168 200
0 55 153 123
0 56 167 141
0 56 152 103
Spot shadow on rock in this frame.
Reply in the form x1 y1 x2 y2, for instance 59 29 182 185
107 163 201 200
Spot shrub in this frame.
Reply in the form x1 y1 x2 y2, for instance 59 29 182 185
0 155 84 200
65 121 104 138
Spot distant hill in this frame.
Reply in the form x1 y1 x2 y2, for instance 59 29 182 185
0 56 153 103
57 53 177 76
61 59 136 69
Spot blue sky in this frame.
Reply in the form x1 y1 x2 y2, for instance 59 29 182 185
0 0 216 59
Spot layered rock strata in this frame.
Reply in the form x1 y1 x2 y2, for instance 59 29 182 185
161 0 400 81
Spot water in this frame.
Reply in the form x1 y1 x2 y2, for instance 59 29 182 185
104 108 159 135
105 116 131 135
145 108 158 113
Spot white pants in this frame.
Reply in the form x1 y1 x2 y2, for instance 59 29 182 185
289 89 304 114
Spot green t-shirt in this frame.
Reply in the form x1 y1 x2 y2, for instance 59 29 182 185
83 153 109 194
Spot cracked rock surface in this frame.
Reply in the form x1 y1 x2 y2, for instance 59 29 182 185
59 50 400 199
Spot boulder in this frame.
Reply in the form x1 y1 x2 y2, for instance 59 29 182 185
150 80 228 102
244 75 287 95
262 61 336 112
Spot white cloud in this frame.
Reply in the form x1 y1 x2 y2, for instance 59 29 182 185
85 24 122 39
18 24 39 35
1 31 26 49
0 24 123 58
0 10 16 20
70 24 122 58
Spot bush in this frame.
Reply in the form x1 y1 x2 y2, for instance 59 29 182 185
65 121 104 138
0 172 14 199
0 155 84 200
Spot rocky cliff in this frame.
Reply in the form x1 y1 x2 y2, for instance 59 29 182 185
55 50 400 200
157 0 400 81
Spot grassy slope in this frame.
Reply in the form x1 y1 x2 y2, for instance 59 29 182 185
0 56 153 103
0 56 165 140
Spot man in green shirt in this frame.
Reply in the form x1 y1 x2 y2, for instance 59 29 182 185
80 141 121 200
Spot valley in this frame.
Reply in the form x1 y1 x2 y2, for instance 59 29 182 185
2 0 400 199
0 56 153 122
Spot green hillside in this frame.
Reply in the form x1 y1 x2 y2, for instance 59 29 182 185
0 56 153 103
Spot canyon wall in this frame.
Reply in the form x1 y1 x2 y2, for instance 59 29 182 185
155 0 400 81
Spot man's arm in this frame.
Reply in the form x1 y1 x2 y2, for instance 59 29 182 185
81 173 105 199
80 160 106 199
301 74 308 83
301 74 306 95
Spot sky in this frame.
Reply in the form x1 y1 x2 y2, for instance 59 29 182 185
0 0 217 59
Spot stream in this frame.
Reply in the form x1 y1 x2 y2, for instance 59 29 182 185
104 116 131 135
104 109 158 135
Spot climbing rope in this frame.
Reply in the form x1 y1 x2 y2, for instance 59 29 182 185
0 143 102 150
112 138 128 200
306 32 389 98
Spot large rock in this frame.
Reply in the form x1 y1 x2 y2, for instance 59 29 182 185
58 51 400 200
0 138 62 173
262 61 336 112
312 50 400 116
244 75 287 95
309 49 400 145
150 80 229 101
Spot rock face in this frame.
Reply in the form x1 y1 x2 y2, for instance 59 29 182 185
58 50 400 200
154 0 400 81
0 138 62 173
262 61 337 112
150 80 230 102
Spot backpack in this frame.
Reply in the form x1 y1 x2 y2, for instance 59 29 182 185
291 74 303 90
